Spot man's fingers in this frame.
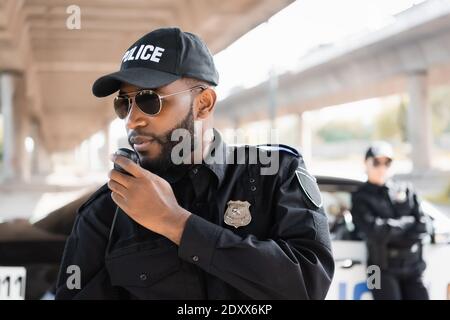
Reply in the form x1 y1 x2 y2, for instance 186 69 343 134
110 191 127 208
112 154 143 178
107 179 127 198
108 169 133 188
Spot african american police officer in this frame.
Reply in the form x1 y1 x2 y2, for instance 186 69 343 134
352 142 430 300
55 27 334 300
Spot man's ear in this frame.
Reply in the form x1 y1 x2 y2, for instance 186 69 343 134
194 88 217 120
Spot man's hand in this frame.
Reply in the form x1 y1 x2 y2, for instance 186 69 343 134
107 154 191 245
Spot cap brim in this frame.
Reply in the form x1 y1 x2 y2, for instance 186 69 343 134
92 67 180 97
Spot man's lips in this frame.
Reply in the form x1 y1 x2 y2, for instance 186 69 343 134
130 136 156 152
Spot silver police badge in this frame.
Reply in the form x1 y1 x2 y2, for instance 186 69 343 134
224 200 252 228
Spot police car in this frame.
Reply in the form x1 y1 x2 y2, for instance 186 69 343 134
0 177 449 299
318 176 450 300
0 193 87 299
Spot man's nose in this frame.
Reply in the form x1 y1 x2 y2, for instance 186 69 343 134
126 103 147 130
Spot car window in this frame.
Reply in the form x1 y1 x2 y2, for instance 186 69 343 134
321 190 360 241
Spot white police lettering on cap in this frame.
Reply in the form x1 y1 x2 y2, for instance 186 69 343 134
122 47 135 62
122 44 165 63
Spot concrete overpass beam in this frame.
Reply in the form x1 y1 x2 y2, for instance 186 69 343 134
407 70 433 172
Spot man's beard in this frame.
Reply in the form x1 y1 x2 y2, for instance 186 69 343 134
127 107 195 175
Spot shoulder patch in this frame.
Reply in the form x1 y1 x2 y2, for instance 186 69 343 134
295 167 323 209
256 144 300 158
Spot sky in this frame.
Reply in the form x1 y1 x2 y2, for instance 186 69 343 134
213 0 426 99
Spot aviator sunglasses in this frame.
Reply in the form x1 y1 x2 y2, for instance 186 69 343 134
114 85 207 119
372 158 392 168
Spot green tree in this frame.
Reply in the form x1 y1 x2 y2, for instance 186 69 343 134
317 119 371 142
374 101 406 141
430 86 450 136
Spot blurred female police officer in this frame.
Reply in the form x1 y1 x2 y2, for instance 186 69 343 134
352 141 430 300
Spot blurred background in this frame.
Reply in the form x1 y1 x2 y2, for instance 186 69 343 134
1 0 449 221
0 0 449 299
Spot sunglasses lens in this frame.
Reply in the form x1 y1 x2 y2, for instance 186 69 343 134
135 91 161 116
373 159 392 167
114 97 130 119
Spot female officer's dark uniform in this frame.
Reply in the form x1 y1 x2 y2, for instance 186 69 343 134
55 135 334 299
352 147 430 300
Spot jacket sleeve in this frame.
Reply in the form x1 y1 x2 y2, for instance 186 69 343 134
351 193 416 242
55 185 120 299
404 188 431 240
178 156 334 300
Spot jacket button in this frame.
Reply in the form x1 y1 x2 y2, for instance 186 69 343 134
192 255 199 262
250 186 257 192
139 273 148 281
192 168 198 174
249 178 255 183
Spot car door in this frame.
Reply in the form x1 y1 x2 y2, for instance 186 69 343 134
317 178 373 300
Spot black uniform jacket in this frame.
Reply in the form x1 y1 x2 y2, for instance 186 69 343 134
352 181 429 271
55 134 334 300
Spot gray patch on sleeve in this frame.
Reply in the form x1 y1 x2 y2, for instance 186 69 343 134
295 167 323 209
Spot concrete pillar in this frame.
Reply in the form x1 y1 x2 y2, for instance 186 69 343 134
88 135 95 171
0 73 29 181
13 74 31 182
0 73 15 181
36 142 51 175
80 139 90 172
73 143 83 175
407 71 432 172
22 136 32 182
297 111 312 166
268 68 278 129
31 123 52 175
231 116 249 145
232 116 241 131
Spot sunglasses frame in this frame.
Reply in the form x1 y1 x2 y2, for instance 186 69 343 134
114 84 207 119
372 158 392 168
